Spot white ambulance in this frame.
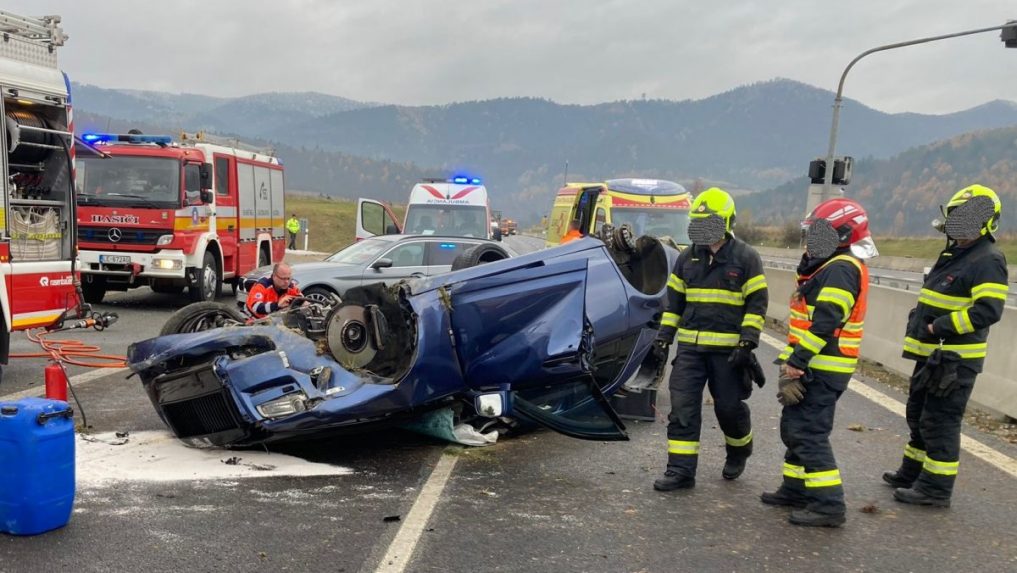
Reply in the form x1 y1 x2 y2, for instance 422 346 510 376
356 176 492 240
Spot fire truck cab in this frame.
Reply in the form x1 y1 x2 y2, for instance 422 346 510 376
0 11 86 363
75 133 285 303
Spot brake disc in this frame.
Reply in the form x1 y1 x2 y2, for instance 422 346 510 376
326 305 377 368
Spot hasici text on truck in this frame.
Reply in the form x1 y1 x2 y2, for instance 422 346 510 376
0 10 91 368
545 178 692 247
75 132 285 303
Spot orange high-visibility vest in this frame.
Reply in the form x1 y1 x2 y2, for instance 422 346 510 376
787 255 869 358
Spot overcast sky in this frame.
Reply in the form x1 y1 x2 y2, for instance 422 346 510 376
7 0 1017 114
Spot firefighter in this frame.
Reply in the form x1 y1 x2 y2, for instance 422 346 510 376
286 214 301 250
883 185 1008 507
762 198 877 527
653 187 768 491
246 262 302 318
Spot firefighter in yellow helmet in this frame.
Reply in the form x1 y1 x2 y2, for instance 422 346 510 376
653 188 768 491
883 184 1008 507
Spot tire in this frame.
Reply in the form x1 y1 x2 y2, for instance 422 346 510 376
302 286 341 306
188 251 222 302
450 244 511 271
81 276 107 304
160 301 247 336
151 279 184 295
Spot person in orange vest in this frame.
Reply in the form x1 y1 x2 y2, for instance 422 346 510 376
246 262 302 318
560 220 584 244
762 198 877 527
884 185 1008 508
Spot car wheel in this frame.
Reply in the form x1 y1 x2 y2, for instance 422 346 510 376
303 286 341 306
450 244 511 271
188 252 222 302
160 301 247 335
81 276 107 304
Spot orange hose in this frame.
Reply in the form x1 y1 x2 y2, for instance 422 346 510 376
11 329 127 368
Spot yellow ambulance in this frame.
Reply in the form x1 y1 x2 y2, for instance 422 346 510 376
544 178 692 247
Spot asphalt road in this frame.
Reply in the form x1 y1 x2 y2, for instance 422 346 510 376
2 234 1016 572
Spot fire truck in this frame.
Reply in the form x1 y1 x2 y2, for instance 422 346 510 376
0 11 88 362
75 132 285 303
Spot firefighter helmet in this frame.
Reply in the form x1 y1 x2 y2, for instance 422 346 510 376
689 187 736 231
802 198 877 259
944 184 1001 239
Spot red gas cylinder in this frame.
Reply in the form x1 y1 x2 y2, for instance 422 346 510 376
44 362 68 402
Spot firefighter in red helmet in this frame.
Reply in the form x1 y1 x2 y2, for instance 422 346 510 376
762 198 877 527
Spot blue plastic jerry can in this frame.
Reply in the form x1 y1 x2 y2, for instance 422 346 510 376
0 397 75 536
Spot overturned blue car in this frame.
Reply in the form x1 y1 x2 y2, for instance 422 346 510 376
128 228 676 448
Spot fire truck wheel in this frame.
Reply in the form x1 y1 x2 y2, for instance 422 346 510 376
188 252 222 303
450 244 511 271
81 277 107 304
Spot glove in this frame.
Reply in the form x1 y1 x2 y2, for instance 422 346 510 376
652 338 670 363
911 349 947 394
728 341 755 369
748 352 766 389
929 351 962 397
777 373 807 406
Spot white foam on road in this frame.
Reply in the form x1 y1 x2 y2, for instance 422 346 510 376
76 431 353 486
760 331 1017 480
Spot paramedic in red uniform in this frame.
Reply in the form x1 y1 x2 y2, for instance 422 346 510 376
246 262 302 318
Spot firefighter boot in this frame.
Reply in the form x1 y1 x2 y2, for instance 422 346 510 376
882 470 914 489
760 489 807 509
893 488 951 508
723 440 752 480
653 469 695 491
789 509 846 528
882 454 923 488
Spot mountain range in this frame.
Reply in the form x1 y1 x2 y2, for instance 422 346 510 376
69 79 1017 229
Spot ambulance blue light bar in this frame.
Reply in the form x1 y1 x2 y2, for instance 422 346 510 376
81 133 173 145
452 176 482 185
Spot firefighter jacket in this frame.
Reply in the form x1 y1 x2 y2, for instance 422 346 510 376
902 236 1008 372
246 277 302 318
778 250 868 380
658 235 768 351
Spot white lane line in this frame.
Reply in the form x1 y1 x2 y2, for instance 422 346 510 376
375 451 459 573
760 332 1017 480
1 367 128 401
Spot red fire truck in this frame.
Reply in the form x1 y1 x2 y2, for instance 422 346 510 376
0 11 88 361
75 132 285 302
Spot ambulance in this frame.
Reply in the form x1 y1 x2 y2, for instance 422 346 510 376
545 178 692 247
356 176 493 240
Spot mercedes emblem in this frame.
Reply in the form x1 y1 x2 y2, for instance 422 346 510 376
108 228 123 242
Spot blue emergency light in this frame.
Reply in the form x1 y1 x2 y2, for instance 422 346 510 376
82 133 173 145
451 175 482 185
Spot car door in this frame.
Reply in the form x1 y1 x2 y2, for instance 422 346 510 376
446 256 627 441
356 198 401 240
362 240 428 285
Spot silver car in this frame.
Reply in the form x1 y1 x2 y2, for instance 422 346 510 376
236 234 514 305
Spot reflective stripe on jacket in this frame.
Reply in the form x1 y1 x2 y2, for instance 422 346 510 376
286 218 301 234
659 235 768 351
902 236 1008 372
779 253 867 375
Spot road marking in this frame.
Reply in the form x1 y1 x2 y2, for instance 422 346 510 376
0 367 128 401
760 332 1017 480
375 450 459 573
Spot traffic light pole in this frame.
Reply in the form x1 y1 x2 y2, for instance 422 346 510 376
813 22 1017 212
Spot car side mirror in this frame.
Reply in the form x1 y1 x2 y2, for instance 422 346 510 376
199 163 212 190
475 392 510 417
385 224 399 235
200 189 213 204
371 258 393 270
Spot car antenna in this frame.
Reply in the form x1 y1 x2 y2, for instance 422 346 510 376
562 160 568 187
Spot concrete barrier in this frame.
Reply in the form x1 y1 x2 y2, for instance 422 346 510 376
763 267 1017 419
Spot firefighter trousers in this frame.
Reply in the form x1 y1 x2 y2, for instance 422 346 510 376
666 347 753 478
891 362 976 500
777 370 847 516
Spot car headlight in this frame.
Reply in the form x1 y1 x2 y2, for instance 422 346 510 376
152 258 183 270
156 234 174 246
256 393 308 419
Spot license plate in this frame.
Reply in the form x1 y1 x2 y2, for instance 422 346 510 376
100 255 131 264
